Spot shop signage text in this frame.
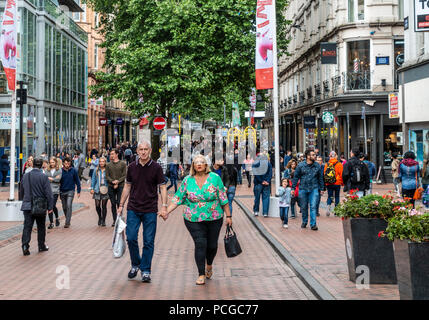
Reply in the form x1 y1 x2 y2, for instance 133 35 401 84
415 0 429 32
0 109 19 130
321 42 337 64
376 56 390 65
99 117 107 126
303 116 316 129
389 93 399 119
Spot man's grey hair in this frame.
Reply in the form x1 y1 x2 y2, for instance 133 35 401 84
138 140 152 149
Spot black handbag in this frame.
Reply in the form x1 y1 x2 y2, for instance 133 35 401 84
224 225 242 258
28 171 48 216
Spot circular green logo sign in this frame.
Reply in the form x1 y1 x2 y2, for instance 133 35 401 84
322 111 334 124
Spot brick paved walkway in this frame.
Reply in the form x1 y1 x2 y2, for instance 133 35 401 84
235 182 400 300
0 190 316 300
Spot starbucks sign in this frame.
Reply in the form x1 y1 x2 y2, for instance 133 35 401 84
322 111 334 124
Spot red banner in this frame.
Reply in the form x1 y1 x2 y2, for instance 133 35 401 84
255 0 274 90
0 0 17 91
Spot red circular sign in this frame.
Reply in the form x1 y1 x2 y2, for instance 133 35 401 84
153 117 166 130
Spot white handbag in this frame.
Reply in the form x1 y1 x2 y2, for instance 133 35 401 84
112 216 127 258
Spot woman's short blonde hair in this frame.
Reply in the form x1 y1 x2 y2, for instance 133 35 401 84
190 154 211 176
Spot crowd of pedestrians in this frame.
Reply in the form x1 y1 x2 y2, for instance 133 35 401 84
16 133 429 289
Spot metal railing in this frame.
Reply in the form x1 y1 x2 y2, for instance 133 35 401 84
343 71 371 91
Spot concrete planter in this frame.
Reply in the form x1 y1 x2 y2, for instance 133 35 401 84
342 218 397 284
393 239 429 300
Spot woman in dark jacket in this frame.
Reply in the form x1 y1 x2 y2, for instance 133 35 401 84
399 151 420 208
0 154 9 186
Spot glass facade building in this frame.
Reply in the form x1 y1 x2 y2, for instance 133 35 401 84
0 0 87 173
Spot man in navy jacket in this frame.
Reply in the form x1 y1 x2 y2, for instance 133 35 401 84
20 157 53 255
252 153 273 217
60 157 81 228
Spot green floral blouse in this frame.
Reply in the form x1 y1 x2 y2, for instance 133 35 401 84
172 172 229 222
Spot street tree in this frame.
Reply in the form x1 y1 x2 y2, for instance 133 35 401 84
86 0 290 123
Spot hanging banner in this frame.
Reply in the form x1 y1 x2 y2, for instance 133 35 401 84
0 0 17 91
232 101 241 127
389 92 399 119
249 88 256 125
414 0 429 32
320 42 337 64
255 0 274 90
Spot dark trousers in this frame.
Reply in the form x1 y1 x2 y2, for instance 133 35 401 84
167 177 178 192
22 210 46 248
327 185 341 207
1 170 7 186
108 185 124 223
184 218 223 276
245 171 251 187
402 188 416 208
78 167 85 181
48 194 59 223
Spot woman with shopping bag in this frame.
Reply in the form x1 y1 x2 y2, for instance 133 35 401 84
163 154 232 285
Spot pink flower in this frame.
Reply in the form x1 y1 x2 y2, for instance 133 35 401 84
374 200 379 206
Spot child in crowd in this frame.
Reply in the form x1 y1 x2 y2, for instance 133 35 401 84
278 178 292 228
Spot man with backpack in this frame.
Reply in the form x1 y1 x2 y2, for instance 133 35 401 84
361 154 376 194
342 149 370 198
324 151 343 215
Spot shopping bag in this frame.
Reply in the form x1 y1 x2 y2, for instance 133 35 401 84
224 225 242 258
112 216 127 258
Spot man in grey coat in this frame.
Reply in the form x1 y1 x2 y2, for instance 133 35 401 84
20 157 54 256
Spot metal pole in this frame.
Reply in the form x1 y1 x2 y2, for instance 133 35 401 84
363 105 368 155
223 103 226 127
9 90 17 201
272 0 280 191
346 112 350 158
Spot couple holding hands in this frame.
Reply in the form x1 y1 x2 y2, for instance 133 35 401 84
118 141 232 286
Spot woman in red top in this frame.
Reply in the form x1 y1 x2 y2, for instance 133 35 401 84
324 151 343 216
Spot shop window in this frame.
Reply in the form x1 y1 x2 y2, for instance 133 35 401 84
346 40 370 90
384 125 403 166
409 130 429 166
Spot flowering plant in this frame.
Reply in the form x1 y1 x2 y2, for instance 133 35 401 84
333 190 412 220
381 210 429 243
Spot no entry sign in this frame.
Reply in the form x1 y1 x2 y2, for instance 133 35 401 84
153 117 166 130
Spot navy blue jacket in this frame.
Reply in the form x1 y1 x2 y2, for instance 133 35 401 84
60 167 81 193
0 158 9 171
292 161 325 192
20 169 54 211
252 156 273 185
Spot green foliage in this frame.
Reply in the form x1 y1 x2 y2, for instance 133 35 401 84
333 191 412 220
384 211 429 243
86 0 290 121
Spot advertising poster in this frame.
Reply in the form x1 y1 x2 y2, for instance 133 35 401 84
0 0 17 91
255 0 274 89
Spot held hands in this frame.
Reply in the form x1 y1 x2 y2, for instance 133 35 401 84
158 207 169 221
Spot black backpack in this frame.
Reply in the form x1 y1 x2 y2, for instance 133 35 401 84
324 161 338 184
351 160 366 184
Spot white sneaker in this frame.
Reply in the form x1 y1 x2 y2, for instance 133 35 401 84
283 224 288 229
254 212 259 216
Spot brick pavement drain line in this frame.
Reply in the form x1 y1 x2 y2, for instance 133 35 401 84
234 198 336 301
0 203 86 243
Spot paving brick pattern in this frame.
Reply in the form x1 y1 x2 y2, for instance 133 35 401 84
0 190 316 300
236 182 400 300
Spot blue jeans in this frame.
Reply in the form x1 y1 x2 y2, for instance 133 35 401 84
126 210 158 273
227 186 236 214
290 197 297 217
298 189 319 227
327 185 341 207
280 207 289 224
253 184 270 214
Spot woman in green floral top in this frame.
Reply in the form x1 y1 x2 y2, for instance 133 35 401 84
164 154 232 285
